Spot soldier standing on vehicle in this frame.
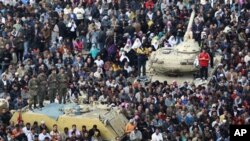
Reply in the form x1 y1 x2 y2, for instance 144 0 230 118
48 68 58 103
57 67 69 104
37 69 48 108
28 74 39 110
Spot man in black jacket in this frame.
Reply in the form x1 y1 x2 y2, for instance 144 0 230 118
0 74 11 96
1 44 12 72
88 125 101 139
0 108 12 126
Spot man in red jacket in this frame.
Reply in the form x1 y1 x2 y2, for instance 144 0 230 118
198 49 210 80
145 0 154 10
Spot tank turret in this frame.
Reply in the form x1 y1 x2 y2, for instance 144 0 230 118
149 10 200 75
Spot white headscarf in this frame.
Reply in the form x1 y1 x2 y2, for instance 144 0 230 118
151 36 159 50
120 52 130 62
126 38 132 47
124 39 132 53
132 38 142 49
168 36 177 47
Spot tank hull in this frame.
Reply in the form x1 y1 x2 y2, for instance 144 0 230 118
149 46 199 75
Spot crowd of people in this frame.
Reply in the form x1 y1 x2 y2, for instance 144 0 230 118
0 0 250 141
0 120 102 141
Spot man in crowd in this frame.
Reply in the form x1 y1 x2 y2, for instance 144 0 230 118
198 49 210 81
57 67 69 104
37 69 47 108
0 0 249 141
28 74 38 110
47 68 58 103
136 44 150 78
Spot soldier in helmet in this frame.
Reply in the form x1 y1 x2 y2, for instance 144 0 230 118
48 68 58 103
57 67 69 104
28 74 39 110
37 69 48 108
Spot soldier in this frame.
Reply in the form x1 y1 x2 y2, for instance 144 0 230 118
28 74 39 110
48 68 58 103
57 67 69 104
37 69 48 108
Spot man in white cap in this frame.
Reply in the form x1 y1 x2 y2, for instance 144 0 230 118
40 120 48 132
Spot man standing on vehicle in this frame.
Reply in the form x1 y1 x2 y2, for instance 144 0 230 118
198 49 210 81
28 74 39 110
37 69 47 108
57 67 68 104
48 68 58 103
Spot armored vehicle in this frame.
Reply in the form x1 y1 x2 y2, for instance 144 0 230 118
11 102 128 141
149 11 200 75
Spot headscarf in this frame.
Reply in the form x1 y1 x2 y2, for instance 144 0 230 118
131 38 141 49
151 36 159 50
168 35 177 47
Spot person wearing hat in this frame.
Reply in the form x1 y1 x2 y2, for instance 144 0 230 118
40 120 48 132
48 68 58 103
28 74 39 110
57 67 69 104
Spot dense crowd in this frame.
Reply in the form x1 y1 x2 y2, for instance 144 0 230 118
0 120 102 141
0 0 250 141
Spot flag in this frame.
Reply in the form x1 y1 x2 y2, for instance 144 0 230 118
17 110 22 124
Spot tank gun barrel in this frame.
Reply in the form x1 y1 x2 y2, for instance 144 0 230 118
183 10 196 41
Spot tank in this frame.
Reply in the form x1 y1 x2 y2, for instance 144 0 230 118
149 11 200 75
10 101 128 141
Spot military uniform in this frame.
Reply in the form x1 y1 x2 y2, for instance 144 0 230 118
48 72 58 103
57 72 68 104
28 77 39 109
37 72 48 107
